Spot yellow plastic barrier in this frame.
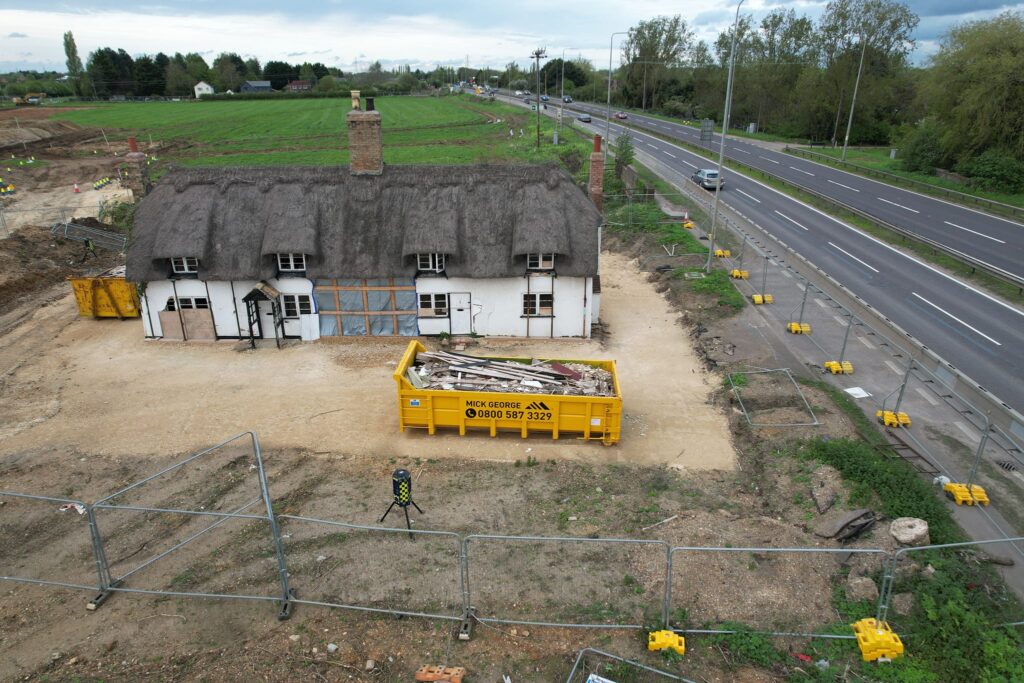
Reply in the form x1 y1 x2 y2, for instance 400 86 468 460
852 618 903 662
876 410 911 428
943 482 990 506
681 220 695 230
714 249 731 258
824 361 855 375
67 269 140 318
787 322 811 334
729 269 749 280
647 630 685 656
394 341 622 445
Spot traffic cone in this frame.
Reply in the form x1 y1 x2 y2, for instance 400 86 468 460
74 183 80 193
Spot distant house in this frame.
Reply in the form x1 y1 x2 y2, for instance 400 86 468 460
193 81 214 98
241 80 273 93
285 80 312 92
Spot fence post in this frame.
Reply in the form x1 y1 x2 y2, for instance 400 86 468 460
84 505 118 610
838 314 853 364
760 255 768 297
663 544 672 629
0 207 7 238
875 550 898 624
249 432 294 620
966 415 992 490
893 354 915 414
797 281 810 325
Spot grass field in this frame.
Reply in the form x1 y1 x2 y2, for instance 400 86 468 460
48 95 592 169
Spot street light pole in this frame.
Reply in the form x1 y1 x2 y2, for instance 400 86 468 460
841 32 868 162
705 0 745 272
605 31 627 163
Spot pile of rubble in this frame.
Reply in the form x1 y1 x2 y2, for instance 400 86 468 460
409 350 615 396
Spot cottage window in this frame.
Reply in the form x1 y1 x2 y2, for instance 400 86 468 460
277 253 306 272
282 294 313 318
523 293 553 316
417 253 446 273
166 296 208 311
170 256 199 274
418 293 449 317
527 253 555 270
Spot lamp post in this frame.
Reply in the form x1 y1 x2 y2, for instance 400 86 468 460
704 0 745 272
605 31 627 163
841 32 868 162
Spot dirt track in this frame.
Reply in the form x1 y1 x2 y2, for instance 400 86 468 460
0 251 735 470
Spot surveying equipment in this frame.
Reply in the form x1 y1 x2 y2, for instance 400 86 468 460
379 468 423 537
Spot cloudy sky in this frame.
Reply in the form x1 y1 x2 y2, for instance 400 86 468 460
1 1 1021 74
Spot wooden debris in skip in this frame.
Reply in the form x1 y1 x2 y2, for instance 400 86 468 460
413 350 614 396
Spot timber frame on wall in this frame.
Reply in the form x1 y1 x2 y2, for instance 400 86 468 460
242 283 284 349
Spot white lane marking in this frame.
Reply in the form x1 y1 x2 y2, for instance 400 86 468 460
679 158 698 169
790 166 815 176
915 387 940 406
646 143 658 149
828 179 860 192
828 241 880 273
877 196 920 214
858 336 875 350
814 298 829 309
774 210 809 231
759 155 780 164
736 189 761 203
884 360 903 375
735 148 751 155
943 220 1006 244
833 315 848 327
911 292 1002 346
664 151 676 158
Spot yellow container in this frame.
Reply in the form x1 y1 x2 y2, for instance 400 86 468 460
68 267 140 318
393 341 623 445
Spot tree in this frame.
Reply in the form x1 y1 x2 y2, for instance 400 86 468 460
262 60 295 89
211 53 246 91
299 62 317 84
164 62 193 96
133 55 164 96
315 75 338 93
244 57 261 80
63 31 85 96
86 47 134 95
621 15 695 109
183 53 210 83
614 132 635 178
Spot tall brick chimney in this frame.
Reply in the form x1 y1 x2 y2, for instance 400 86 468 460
123 136 149 202
347 91 383 176
588 134 604 212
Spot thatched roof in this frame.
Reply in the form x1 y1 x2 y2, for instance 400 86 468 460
127 165 601 282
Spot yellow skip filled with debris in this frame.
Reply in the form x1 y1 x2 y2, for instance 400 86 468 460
68 266 140 318
394 341 622 445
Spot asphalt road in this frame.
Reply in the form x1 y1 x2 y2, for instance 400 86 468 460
562 100 1024 282
492 92 1024 414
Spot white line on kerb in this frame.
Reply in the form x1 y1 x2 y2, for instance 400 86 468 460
833 315 848 327
884 360 903 375
774 210 809 231
877 197 920 213
759 156 780 164
828 179 860 192
663 151 676 158
828 241 880 273
736 189 761 203
943 220 1006 244
858 336 875 350
911 292 1002 346
790 166 815 176
915 387 940 406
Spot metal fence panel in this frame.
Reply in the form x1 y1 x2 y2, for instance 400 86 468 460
565 648 694 683
279 515 463 621
465 535 669 628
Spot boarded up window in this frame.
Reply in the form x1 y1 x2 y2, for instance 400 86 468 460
315 278 417 337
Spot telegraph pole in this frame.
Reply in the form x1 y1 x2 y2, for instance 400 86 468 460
531 48 547 150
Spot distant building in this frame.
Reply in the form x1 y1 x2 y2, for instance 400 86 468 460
241 80 273 93
193 81 214 98
285 80 312 92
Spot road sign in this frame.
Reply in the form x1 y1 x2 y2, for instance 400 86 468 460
700 118 715 143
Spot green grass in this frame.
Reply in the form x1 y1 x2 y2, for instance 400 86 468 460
792 146 1024 210
672 268 746 310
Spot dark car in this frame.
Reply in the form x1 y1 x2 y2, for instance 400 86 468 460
562 96 573 103
523 97 531 104
540 95 550 102
614 111 628 120
577 113 592 123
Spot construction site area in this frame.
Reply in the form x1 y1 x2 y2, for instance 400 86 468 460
2 100 1023 683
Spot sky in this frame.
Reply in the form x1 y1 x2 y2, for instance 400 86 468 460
1 1 1022 75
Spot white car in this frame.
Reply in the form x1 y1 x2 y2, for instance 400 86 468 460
514 90 523 96
692 168 724 190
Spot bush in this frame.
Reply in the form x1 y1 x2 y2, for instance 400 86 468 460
956 148 1024 193
900 119 945 173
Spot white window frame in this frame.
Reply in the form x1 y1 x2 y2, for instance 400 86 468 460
277 253 306 272
522 292 553 317
281 294 312 319
166 296 208 311
170 256 199 274
527 253 555 270
417 253 446 273
418 293 449 317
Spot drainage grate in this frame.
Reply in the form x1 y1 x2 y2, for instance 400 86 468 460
997 461 1018 473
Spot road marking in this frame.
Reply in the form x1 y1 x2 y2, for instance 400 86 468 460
884 360 903 375
790 166 815 176
828 241 880 273
663 151 676 158
828 179 860 192
814 297 829 309
780 269 792 278
943 220 1006 244
858 336 875 350
735 148 751 154
646 143 658 149
736 189 761 203
774 210 809 231
796 282 806 291
911 292 1002 346
955 421 981 445
679 158 698 169
915 387 940 406
833 315 848 327
759 156 780 164
877 196 920 213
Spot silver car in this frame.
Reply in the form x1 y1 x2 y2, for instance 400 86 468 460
692 168 724 190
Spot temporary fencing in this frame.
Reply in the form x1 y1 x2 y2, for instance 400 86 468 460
4 432 1024 663
565 648 694 683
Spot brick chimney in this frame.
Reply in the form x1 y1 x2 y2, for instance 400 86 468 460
588 134 604 212
123 136 149 201
347 91 383 176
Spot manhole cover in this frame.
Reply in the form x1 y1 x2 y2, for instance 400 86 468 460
997 461 1018 473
